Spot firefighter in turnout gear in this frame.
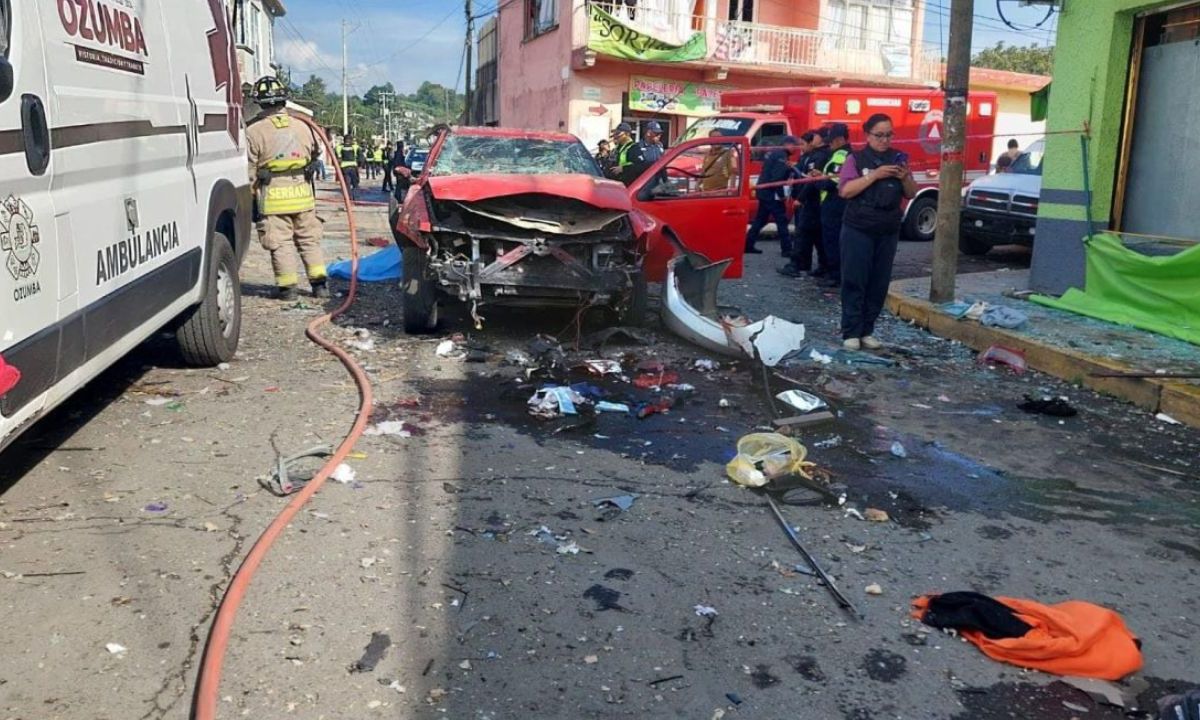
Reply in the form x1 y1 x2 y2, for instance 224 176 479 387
246 76 329 301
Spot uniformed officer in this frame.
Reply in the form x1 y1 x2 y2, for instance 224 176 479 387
334 135 361 196
779 130 830 277
607 122 646 186
817 123 852 287
247 76 329 301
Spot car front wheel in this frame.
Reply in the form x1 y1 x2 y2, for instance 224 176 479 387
401 244 439 334
903 196 938 242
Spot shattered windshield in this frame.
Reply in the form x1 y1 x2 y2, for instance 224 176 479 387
431 135 602 177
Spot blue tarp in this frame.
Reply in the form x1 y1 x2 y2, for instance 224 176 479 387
328 245 402 282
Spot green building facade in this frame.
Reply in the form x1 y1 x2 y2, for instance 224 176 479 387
1032 0 1200 293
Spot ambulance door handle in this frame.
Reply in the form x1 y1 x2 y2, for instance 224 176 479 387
20 94 50 176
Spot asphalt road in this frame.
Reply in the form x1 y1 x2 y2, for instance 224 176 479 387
0 196 1194 720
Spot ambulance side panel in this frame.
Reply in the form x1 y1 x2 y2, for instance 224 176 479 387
0 0 249 451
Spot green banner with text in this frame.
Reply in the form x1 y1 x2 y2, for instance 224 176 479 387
588 4 707 63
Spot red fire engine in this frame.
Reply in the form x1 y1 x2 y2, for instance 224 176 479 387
678 85 999 242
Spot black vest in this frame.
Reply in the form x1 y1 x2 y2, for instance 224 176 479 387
843 148 905 235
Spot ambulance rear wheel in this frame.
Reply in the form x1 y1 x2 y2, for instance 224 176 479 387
177 232 241 365
903 196 938 242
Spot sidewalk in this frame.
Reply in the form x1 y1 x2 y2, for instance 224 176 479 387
887 269 1200 428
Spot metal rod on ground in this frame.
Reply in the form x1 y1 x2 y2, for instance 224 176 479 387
763 493 862 618
929 0 975 304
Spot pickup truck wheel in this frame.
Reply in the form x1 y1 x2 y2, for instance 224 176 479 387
619 270 648 327
402 244 439 334
177 231 241 365
959 231 992 256
902 196 938 242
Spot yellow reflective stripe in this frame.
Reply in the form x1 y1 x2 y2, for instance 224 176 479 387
276 273 300 287
266 158 308 172
263 184 316 214
306 265 328 280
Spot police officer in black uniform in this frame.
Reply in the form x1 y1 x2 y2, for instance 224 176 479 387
836 113 918 351
779 130 830 277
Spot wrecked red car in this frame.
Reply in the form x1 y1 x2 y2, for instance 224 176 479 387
392 126 751 333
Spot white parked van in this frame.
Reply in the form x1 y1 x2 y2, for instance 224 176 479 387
0 0 251 452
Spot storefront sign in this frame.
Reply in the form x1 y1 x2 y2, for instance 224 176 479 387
588 4 707 63
628 75 722 116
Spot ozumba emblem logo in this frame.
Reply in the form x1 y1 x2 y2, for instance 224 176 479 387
1 195 41 281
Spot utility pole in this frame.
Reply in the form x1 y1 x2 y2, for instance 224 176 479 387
444 87 450 124
929 0 974 303
341 19 349 137
464 0 474 125
379 91 394 143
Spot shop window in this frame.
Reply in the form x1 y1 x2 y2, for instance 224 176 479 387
526 0 558 39
643 142 744 199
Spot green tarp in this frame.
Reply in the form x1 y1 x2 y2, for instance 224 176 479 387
1031 233 1200 346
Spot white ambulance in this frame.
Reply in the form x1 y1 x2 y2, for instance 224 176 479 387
0 0 251 452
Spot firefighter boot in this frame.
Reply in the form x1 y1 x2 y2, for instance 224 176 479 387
276 285 299 302
311 280 331 299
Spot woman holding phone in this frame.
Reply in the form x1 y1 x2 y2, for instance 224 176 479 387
835 113 919 351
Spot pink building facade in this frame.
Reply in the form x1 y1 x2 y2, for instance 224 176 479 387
486 1 937 150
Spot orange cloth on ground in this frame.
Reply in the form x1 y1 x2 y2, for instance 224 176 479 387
912 595 1143 680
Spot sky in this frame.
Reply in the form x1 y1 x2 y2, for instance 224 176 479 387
275 0 1060 97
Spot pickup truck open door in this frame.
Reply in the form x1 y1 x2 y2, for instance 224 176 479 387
629 135 751 282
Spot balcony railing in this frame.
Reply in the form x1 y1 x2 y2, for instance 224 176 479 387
585 2 941 85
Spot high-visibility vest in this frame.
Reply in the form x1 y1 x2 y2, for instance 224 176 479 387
260 114 316 215
615 140 636 168
820 147 850 203
373 148 384 163
336 143 359 168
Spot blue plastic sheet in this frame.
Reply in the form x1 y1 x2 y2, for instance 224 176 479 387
328 245 402 282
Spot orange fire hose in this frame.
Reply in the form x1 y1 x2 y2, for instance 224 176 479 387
192 113 375 720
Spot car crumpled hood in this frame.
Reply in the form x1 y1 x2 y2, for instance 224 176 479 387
426 174 632 212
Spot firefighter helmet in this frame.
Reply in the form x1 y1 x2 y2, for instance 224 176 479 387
252 76 288 107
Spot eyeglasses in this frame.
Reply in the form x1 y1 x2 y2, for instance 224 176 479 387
869 132 894 140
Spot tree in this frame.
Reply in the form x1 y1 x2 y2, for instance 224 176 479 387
363 83 396 107
971 42 1054 76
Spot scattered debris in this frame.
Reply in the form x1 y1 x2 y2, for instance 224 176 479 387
978 345 1028 374
773 411 835 431
633 369 680 389
583 655 599 664
346 328 376 352
604 568 635 581
864 508 890 523
350 632 392 673
105 642 127 655
1061 700 1090 713
809 348 833 364
503 349 535 367
693 605 718 618
1056 677 1131 709
364 421 416 438
865 583 884 596
726 692 744 706
636 396 674 419
890 441 908 459
584 359 622 376
726 433 815 488
592 494 637 512
765 494 860 617
582 584 624 612
1156 412 1182 425
142 502 169 513
528 386 588 419
580 326 653 348
1018 395 1078 418
775 389 828 413
458 659 472 670
144 397 175 407
331 463 356 484
556 541 583 555
980 305 1029 329
435 339 466 360
693 358 720 372
595 401 631 414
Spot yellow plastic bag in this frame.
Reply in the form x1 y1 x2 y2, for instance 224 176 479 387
725 432 814 488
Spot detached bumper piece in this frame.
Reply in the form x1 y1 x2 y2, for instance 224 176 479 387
662 255 806 366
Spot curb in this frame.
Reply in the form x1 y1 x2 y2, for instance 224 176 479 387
885 291 1200 429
